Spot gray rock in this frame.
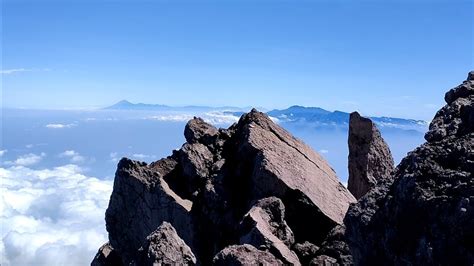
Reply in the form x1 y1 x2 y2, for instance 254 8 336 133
233 109 356 243
184 117 219 146
91 243 122 266
239 197 300 265
213 244 283 265
316 225 353 265
310 255 338 266
345 72 474 265
179 143 214 194
105 158 195 264
348 112 394 199
293 241 319 265
137 222 196 265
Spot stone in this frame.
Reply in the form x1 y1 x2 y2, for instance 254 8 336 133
345 72 474 265
136 222 196 265
179 143 214 195
293 241 319 265
239 197 300 265
213 244 283 265
310 255 338 266
91 243 122 266
105 158 195 264
232 109 356 243
184 117 219 146
316 225 353 265
348 112 394 199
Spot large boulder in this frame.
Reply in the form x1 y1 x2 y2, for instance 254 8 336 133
213 244 283 265
345 72 474 265
91 243 122 266
105 158 195 264
136 222 196 265
348 112 394 199
239 197 300 265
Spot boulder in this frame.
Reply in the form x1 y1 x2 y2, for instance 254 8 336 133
136 222 196 265
316 225 353 265
91 243 122 266
348 112 394 199
213 244 283 265
345 72 474 265
105 158 195 264
239 197 300 265
184 117 219 146
310 255 338 266
293 241 319 265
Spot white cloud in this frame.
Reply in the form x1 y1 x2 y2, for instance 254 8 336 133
7 153 46 166
0 150 7 157
144 111 240 125
319 149 329 154
45 123 75 129
59 150 85 163
0 164 113 266
131 153 155 160
0 68 51 75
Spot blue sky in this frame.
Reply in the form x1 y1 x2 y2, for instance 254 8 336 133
2 0 473 119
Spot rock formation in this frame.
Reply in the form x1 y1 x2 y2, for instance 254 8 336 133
345 72 474 265
93 109 355 265
212 244 282 265
348 112 394 199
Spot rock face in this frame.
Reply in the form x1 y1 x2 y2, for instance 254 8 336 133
94 109 355 265
345 72 474 265
348 112 394 199
136 222 196 265
212 244 282 265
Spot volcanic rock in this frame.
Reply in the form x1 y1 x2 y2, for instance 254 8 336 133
91 243 122 266
316 225 353 265
310 255 338 266
293 241 319 265
239 197 300 265
213 244 283 265
136 222 196 265
348 112 394 199
184 117 219 146
345 72 474 265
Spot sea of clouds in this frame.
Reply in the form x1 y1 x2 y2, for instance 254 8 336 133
0 151 113 265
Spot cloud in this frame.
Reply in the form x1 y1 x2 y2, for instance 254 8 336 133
0 164 113 266
144 111 240 125
319 149 329 154
131 153 156 160
45 123 76 129
7 153 46 166
0 68 51 75
0 150 7 157
59 150 85 163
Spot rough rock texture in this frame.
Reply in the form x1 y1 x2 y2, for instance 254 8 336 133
293 242 319 265
239 197 300 265
345 72 474 265
310 255 338 266
348 112 394 199
95 109 355 265
213 244 283 265
104 158 195 264
315 225 352 265
91 243 122 266
136 222 196 265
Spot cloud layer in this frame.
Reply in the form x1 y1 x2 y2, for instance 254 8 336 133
0 162 112 265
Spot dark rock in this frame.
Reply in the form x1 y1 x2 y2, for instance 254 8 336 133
91 243 122 266
213 244 283 265
293 241 319 265
316 225 353 265
105 158 195 264
184 117 219 146
348 112 394 199
239 197 300 265
345 72 474 265
136 222 196 265
179 143 214 195
310 255 338 266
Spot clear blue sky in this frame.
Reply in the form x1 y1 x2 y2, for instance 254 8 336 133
2 0 473 119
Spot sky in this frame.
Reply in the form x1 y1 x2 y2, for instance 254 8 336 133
2 0 473 120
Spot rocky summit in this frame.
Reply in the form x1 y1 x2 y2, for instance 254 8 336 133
93 72 473 265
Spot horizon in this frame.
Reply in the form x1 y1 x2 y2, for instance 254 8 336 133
2 0 473 120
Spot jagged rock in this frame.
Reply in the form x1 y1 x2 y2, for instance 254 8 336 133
239 197 300 265
293 241 319 265
232 109 356 243
136 222 196 265
310 255 338 266
105 158 195 264
91 243 122 266
348 112 394 199
213 244 283 265
184 117 219 146
179 143 214 195
316 225 352 265
345 72 474 265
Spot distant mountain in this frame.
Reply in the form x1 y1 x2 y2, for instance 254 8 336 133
105 100 242 112
267 105 428 132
